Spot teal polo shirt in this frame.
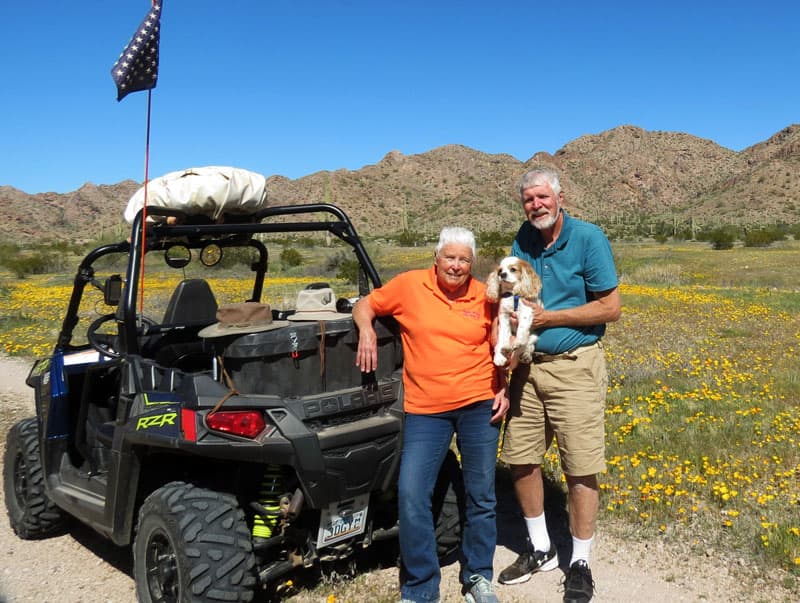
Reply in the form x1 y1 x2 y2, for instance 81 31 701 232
511 210 618 355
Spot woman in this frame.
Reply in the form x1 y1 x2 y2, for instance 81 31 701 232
353 226 508 603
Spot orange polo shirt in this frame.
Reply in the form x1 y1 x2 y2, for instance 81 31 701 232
368 266 496 414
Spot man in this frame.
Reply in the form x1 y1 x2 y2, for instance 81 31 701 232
498 168 621 603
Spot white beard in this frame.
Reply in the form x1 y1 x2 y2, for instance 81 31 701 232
531 207 559 230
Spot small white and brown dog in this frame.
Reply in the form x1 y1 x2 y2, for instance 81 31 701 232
486 256 542 367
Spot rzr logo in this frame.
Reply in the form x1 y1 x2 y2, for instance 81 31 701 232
136 412 177 430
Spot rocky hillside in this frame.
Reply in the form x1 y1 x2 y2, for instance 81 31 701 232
0 181 140 244
2 124 799 244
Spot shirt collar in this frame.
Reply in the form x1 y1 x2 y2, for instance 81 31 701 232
425 265 479 301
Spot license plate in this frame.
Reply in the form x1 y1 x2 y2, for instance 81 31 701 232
316 494 369 548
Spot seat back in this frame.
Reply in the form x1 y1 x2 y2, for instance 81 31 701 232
162 279 218 325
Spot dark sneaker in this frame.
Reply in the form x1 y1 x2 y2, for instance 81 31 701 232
498 545 558 585
463 575 499 603
563 560 594 603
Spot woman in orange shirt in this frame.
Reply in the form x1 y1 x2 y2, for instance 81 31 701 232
354 226 508 603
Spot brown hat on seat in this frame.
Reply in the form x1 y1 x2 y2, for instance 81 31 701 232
198 302 288 338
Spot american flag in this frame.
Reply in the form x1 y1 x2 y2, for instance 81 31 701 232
111 2 162 101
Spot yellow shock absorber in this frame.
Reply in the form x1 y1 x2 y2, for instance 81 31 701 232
252 465 283 538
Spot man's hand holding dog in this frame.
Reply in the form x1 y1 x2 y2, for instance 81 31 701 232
515 290 621 331
511 299 544 330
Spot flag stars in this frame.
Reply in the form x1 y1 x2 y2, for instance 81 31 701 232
110 1 161 101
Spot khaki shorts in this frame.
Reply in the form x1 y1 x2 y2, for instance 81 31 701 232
500 341 607 476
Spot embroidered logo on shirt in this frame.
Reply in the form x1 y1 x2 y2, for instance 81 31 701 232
462 310 481 319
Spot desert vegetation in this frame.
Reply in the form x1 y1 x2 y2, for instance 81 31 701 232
0 236 798 583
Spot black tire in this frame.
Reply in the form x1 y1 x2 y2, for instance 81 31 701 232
3 417 69 539
133 482 257 603
433 449 464 562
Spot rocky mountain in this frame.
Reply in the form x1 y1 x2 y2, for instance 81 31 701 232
2 124 799 244
0 181 141 244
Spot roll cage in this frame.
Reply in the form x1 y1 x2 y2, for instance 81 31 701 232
55 203 382 355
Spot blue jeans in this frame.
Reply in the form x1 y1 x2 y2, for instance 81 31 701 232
398 399 500 602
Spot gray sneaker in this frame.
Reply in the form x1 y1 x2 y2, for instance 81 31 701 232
463 574 499 603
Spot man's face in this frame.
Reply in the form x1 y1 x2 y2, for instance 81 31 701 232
522 183 562 230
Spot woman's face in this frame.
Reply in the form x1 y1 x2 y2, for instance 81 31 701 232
434 242 473 294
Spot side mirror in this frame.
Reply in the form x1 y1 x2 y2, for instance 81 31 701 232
165 244 192 268
104 275 123 306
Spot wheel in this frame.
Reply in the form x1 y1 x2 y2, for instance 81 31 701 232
87 313 120 357
133 482 257 603
87 313 156 358
433 449 464 562
3 417 69 539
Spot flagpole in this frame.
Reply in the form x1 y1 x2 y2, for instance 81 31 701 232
139 89 152 314
111 1 162 314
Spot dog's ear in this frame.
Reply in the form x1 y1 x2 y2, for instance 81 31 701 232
516 262 541 299
485 269 500 301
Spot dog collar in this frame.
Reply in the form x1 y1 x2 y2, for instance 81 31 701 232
500 292 520 310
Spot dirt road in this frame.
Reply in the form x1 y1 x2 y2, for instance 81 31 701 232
0 355 795 602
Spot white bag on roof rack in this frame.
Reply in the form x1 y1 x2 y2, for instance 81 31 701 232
124 166 268 224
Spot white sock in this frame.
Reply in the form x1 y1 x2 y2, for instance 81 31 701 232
570 535 594 566
524 514 551 552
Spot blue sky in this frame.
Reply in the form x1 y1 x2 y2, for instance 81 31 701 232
2 1 798 194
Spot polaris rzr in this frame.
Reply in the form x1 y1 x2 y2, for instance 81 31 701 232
3 184 461 602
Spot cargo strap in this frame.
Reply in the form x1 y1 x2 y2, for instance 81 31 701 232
209 355 240 414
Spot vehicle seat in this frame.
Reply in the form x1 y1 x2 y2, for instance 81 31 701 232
162 279 218 325
152 279 218 371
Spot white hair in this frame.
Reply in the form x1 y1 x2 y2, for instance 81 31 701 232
518 167 562 198
435 226 476 259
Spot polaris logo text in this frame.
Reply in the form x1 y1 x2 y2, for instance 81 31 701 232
136 412 178 430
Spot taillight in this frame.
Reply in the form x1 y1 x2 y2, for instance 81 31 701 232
206 411 267 439
181 409 197 442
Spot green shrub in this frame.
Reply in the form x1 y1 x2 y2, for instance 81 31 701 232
0 243 21 269
477 230 512 261
703 227 737 250
280 247 303 269
743 226 786 247
391 230 427 247
324 250 360 284
210 247 257 269
2 251 64 278
336 259 360 285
